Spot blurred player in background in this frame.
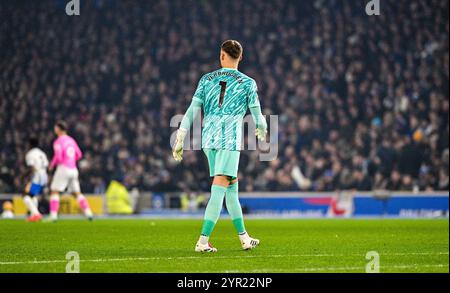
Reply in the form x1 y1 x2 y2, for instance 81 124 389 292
48 121 93 222
173 40 267 252
22 137 48 222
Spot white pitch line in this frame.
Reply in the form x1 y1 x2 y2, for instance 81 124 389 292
244 264 449 273
0 252 448 266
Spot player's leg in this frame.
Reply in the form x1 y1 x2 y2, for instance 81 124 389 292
49 191 60 221
32 172 46 211
225 177 260 250
32 196 39 211
73 191 93 220
200 175 229 236
218 150 259 249
220 150 243 235
196 175 229 252
195 149 226 252
225 179 245 233
49 167 66 221
23 182 42 221
69 169 93 220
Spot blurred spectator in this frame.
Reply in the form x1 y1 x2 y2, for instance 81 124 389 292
387 170 402 191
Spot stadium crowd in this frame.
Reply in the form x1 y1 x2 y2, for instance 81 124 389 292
0 0 448 194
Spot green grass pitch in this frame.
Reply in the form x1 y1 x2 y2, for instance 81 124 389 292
0 218 448 273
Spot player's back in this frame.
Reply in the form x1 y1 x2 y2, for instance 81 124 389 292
53 135 82 169
26 148 48 173
201 68 254 116
195 68 260 150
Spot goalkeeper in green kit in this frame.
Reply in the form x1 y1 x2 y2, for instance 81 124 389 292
172 40 267 252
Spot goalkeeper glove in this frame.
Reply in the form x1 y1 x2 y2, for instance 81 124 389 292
172 128 187 162
255 126 267 142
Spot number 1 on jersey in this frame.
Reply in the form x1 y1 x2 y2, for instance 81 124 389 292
219 81 227 107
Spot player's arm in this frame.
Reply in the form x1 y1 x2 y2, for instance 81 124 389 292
22 159 34 184
250 105 267 141
172 77 205 162
43 154 49 169
248 80 267 141
75 143 83 161
172 99 202 161
49 143 62 170
22 154 35 185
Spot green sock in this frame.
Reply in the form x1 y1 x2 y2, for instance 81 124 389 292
225 182 246 234
200 184 227 236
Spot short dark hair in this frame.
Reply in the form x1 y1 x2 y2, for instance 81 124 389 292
221 40 243 59
28 137 39 148
55 120 68 131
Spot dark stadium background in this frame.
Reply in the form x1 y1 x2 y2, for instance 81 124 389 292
0 0 448 196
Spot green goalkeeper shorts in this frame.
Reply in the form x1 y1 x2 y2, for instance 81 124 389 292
203 149 240 179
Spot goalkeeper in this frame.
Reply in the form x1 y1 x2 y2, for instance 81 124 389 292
172 40 267 252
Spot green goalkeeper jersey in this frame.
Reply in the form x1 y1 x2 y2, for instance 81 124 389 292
192 68 260 151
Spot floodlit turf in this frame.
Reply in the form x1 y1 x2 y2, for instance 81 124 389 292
0 218 448 273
